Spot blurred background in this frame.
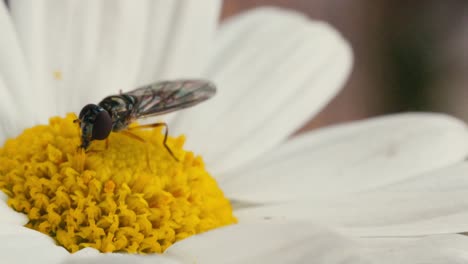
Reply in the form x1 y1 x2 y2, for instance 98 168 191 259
222 0 468 133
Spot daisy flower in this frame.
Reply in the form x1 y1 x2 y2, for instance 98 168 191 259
1 1 468 263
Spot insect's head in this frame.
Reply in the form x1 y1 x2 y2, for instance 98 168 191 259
77 104 112 149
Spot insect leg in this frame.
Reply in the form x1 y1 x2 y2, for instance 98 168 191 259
74 148 86 173
120 130 146 143
83 139 109 154
127 123 179 162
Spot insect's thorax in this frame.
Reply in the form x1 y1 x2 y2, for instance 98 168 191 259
98 95 137 131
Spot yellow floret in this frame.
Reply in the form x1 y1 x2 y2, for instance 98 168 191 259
0 114 236 253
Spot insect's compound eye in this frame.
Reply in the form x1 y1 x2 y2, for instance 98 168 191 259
92 111 112 140
79 104 98 120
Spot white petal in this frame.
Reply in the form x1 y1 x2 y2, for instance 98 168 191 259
0 191 28 225
361 235 468 264
222 113 468 202
69 248 100 258
0 2 34 139
0 76 24 142
9 0 221 122
170 7 352 175
62 252 180 264
166 221 371 264
378 161 468 192
0 223 69 264
234 189 468 236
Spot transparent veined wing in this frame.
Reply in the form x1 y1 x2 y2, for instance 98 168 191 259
125 79 216 118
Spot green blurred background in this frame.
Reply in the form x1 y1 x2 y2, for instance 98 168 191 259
222 0 468 132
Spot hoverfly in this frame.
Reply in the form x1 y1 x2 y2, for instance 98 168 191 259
76 79 216 160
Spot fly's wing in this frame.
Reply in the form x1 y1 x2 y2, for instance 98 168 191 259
125 79 216 118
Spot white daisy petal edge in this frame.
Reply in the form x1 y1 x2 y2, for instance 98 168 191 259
221 113 468 202
0 223 69 264
0 2 32 138
165 221 371 264
62 252 182 264
226 113 468 236
0 191 27 225
234 182 468 236
361 234 468 264
170 7 353 176
8 0 221 127
379 161 468 192
0 76 23 143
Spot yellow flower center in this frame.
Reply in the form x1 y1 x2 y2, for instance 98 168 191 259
0 114 236 253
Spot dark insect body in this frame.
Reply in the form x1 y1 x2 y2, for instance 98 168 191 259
76 79 216 159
